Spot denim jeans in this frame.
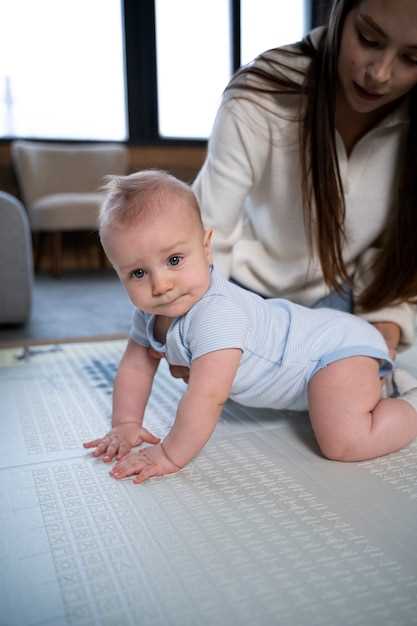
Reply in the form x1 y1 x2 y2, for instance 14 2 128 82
230 277 354 313
312 285 353 313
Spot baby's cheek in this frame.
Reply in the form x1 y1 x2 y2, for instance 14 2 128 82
127 287 146 309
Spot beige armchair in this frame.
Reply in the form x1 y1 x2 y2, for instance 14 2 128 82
11 140 128 275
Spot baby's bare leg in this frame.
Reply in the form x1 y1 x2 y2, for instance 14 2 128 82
308 357 417 462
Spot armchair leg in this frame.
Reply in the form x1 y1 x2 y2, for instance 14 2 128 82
50 232 63 277
33 232 44 272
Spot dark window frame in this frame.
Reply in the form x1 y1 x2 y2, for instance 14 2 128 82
1 0 328 146
125 0 321 146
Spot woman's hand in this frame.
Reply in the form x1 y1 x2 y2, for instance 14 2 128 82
83 423 160 462
110 443 182 484
147 347 190 383
372 321 401 360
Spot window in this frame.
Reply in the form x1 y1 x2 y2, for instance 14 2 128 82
1 0 311 143
155 0 309 140
155 0 232 139
0 0 127 141
241 0 309 65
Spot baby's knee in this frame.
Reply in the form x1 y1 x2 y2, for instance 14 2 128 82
320 444 354 462
315 429 365 462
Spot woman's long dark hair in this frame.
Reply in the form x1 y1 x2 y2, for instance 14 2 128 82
226 0 417 311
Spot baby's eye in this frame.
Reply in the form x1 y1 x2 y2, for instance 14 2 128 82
130 268 145 280
168 255 183 267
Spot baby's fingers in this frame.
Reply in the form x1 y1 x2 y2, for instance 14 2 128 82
115 441 132 461
83 438 105 448
91 440 112 457
102 441 121 462
111 455 143 479
132 466 159 485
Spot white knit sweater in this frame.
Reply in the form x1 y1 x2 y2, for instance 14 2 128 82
193 30 416 348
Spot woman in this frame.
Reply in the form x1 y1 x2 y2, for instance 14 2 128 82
193 0 417 360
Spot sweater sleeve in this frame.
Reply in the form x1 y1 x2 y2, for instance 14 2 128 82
192 99 267 278
352 248 416 350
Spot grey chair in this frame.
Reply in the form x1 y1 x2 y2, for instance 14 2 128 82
11 141 128 275
0 192 33 324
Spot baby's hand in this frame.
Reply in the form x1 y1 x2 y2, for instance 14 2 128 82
83 424 160 462
110 443 182 484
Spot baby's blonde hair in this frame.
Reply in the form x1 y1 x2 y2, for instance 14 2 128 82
99 169 202 231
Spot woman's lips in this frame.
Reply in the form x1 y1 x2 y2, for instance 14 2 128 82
353 81 386 101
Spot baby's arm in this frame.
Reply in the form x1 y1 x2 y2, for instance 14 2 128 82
162 348 242 466
83 338 160 461
111 348 242 483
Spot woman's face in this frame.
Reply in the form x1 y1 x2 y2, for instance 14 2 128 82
338 0 417 115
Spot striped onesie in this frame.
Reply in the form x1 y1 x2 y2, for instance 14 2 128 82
130 267 392 410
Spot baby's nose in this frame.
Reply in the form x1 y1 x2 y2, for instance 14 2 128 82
151 273 173 296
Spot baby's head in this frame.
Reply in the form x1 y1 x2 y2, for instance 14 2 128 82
100 169 213 317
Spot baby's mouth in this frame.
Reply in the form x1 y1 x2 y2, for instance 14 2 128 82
157 294 184 307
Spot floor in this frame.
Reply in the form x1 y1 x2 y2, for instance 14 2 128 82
2 258 417 624
2 338 417 626
0 269 134 346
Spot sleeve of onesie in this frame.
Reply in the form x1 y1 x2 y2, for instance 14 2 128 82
182 295 251 362
192 99 265 278
352 248 416 350
129 309 151 348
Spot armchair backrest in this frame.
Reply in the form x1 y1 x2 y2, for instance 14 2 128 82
11 141 128 207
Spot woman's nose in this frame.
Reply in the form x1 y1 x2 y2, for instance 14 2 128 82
366 51 394 86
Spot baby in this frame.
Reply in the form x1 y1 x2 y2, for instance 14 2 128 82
84 170 417 484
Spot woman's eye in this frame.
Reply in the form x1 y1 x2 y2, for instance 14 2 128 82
131 268 145 280
357 30 379 48
168 255 182 266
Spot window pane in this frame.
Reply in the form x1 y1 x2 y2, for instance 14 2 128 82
241 0 308 65
155 0 232 139
0 0 127 141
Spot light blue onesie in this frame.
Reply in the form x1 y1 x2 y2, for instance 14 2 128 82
130 267 392 410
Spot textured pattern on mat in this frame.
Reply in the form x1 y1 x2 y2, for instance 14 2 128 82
1 339 417 626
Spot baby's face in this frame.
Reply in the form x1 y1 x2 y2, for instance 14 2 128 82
102 195 213 318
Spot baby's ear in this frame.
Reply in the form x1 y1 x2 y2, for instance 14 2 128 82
203 228 214 262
